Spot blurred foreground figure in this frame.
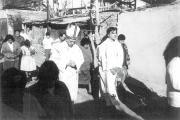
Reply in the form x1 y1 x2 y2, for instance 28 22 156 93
163 36 180 120
1 68 26 119
24 60 73 120
98 27 144 120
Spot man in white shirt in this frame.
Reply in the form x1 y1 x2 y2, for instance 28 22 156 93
98 27 143 120
50 23 84 102
42 32 53 60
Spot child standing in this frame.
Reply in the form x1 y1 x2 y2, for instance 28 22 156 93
20 40 36 81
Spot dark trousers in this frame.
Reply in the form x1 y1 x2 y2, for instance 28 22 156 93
3 60 19 71
91 67 100 100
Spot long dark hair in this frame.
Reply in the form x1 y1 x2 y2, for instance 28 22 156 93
37 60 59 90
99 27 117 45
24 39 31 48
3 34 15 43
163 36 180 65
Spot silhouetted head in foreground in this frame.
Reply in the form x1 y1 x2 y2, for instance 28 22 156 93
37 60 59 90
1 67 27 112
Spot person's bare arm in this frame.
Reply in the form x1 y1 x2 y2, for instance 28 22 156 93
115 99 144 120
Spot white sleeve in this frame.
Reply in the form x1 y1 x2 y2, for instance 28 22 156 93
75 46 84 70
168 57 180 90
97 45 106 71
118 43 124 67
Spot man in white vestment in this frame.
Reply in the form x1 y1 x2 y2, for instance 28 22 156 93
98 27 144 120
50 23 84 102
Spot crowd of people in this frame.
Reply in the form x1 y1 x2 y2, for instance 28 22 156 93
0 22 179 120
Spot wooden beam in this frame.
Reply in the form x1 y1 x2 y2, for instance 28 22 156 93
94 0 101 44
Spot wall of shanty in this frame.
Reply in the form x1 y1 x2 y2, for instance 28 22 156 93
0 18 7 40
98 11 119 38
117 3 180 96
0 11 8 41
0 10 23 40
2 0 43 9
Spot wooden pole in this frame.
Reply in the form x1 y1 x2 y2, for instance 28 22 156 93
47 0 50 22
46 0 50 32
94 0 101 44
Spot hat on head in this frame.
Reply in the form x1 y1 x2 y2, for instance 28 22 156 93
66 23 80 40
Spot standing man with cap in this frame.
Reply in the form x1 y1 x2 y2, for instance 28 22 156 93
51 23 84 102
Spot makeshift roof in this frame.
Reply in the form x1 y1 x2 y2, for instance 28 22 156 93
3 0 43 10
5 9 46 23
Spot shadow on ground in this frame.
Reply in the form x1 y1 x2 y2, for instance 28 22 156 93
74 76 169 120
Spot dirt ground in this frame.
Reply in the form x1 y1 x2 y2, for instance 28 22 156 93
74 76 169 120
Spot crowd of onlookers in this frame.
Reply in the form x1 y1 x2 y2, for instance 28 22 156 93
0 24 97 120
0 24 140 120
1 23 180 120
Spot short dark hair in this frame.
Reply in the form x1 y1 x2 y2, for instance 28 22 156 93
163 36 180 65
46 32 50 36
24 40 31 48
37 60 59 89
15 30 20 33
106 27 117 35
118 34 126 41
4 34 15 43
80 37 91 46
59 32 65 37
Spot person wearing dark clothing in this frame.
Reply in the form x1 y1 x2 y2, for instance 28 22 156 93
88 32 100 100
24 60 73 120
118 34 130 70
79 37 93 93
14 30 25 46
1 35 21 71
1 67 27 113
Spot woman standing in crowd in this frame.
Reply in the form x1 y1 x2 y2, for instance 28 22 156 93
163 36 180 120
20 39 36 81
79 37 93 93
1 34 21 71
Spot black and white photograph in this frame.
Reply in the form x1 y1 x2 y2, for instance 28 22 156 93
0 0 180 120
